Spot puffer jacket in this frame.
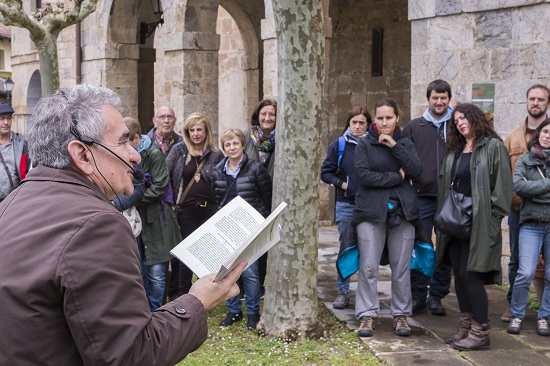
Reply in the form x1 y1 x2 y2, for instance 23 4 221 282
513 152 550 224
504 119 532 212
212 153 272 217
166 142 224 204
352 128 422 224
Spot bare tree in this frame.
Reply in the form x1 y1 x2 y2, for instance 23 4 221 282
259 0 325 340
0 0 98 95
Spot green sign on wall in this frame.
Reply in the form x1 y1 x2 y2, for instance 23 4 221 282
472 84 495 113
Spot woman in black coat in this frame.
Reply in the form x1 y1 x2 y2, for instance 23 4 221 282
212 128 272 330
354 98 422 338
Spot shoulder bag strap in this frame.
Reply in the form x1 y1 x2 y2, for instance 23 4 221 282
536 166 546 179
220 162 251 206
176 158 206 206
0 150 15 192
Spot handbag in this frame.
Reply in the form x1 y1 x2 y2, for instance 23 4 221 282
434 153 473 241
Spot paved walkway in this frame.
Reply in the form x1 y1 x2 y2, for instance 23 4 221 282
317 226 550 366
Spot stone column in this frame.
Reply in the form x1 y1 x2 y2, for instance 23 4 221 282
162 31 220 139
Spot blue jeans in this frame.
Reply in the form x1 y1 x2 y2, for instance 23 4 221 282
335 201 354 293
138 235 166 311
510 221 550 319
226 260 261 315
506 211 520 304
411 196 452 300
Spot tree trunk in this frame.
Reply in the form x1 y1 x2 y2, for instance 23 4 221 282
259 0 325 340
36 34 60 96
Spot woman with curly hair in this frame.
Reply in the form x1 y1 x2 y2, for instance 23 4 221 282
437 103 512 350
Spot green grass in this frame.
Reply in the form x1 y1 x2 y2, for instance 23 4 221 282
177 299 383 366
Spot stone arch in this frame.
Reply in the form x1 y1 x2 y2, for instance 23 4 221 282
218 0 261 133
26 70 42 114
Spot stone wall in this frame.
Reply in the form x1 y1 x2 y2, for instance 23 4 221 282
410 0 550 138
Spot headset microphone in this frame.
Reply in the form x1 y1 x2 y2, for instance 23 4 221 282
70 127 144 180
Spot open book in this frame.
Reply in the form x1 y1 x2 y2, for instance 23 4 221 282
171 196 287 281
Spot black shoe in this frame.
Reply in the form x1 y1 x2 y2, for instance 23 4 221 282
333 291 349 309
427 295 446 316
412 299 427 316
219 311 243 326
247 313 261 330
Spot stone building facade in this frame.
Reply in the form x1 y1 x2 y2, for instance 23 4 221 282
8 0 550 224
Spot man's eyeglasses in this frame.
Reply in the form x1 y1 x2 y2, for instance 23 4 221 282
0 115 13 122
155 115 176 121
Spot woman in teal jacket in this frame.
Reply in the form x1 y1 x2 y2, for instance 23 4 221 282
507 119 550 337
436 104 512 351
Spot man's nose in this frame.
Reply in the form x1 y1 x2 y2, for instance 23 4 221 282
129 147 141 165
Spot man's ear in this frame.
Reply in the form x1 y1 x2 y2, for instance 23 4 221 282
68 140 94 176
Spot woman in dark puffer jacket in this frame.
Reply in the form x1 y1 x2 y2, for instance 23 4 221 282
212 128 272 330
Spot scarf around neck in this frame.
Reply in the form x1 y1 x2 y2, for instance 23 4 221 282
344 128 368 144
530 143 550 164
250 125 275 165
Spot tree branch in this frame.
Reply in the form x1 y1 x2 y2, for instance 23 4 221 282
0 0 46 40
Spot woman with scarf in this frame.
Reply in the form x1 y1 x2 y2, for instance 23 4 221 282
166 112 224 298
321 106 372 309
437 103 512 350
244 99 277 296
507 118 550 337
354 98 422 338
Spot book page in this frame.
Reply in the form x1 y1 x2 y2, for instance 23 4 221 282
170 196 265 278
215 202 287 281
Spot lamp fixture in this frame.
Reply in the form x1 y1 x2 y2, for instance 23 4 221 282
139 0 164 44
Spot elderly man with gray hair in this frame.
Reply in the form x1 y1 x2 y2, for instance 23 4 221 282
0 84 245 365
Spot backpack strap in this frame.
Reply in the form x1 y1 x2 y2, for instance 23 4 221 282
337 135 346 169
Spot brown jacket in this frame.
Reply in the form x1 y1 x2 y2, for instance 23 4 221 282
504 119 532 212
0 166 207 365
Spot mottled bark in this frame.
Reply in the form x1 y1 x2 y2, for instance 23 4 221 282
258 0 325 340
0 0 98 95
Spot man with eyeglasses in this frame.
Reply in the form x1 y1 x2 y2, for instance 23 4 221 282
147 105 184 304
148 105 183 156
0 102 29 203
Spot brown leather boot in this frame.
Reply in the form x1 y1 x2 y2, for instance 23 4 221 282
452 319 490 351
445 313 472 344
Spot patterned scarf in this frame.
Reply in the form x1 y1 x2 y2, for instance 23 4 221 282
250 125 275 165
530 143 550 164
344 128 368 144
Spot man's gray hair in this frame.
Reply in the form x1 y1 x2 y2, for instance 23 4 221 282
28 84 122 169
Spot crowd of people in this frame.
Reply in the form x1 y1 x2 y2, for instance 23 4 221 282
321 80 550 350
0 80 549 363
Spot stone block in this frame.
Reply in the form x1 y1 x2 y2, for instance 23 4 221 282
463 0 542 13
474 10 512 49
163 32 220 51
533 45 550 79
261 17 276 40
409 0 435 20
429 15 474 52
433 51 460 81
435 0 462 16
460 48 491 81
490 46 532 80
514 5 550 45
411 20 429 54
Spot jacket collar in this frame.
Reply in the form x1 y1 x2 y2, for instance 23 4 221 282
22 165 111 204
